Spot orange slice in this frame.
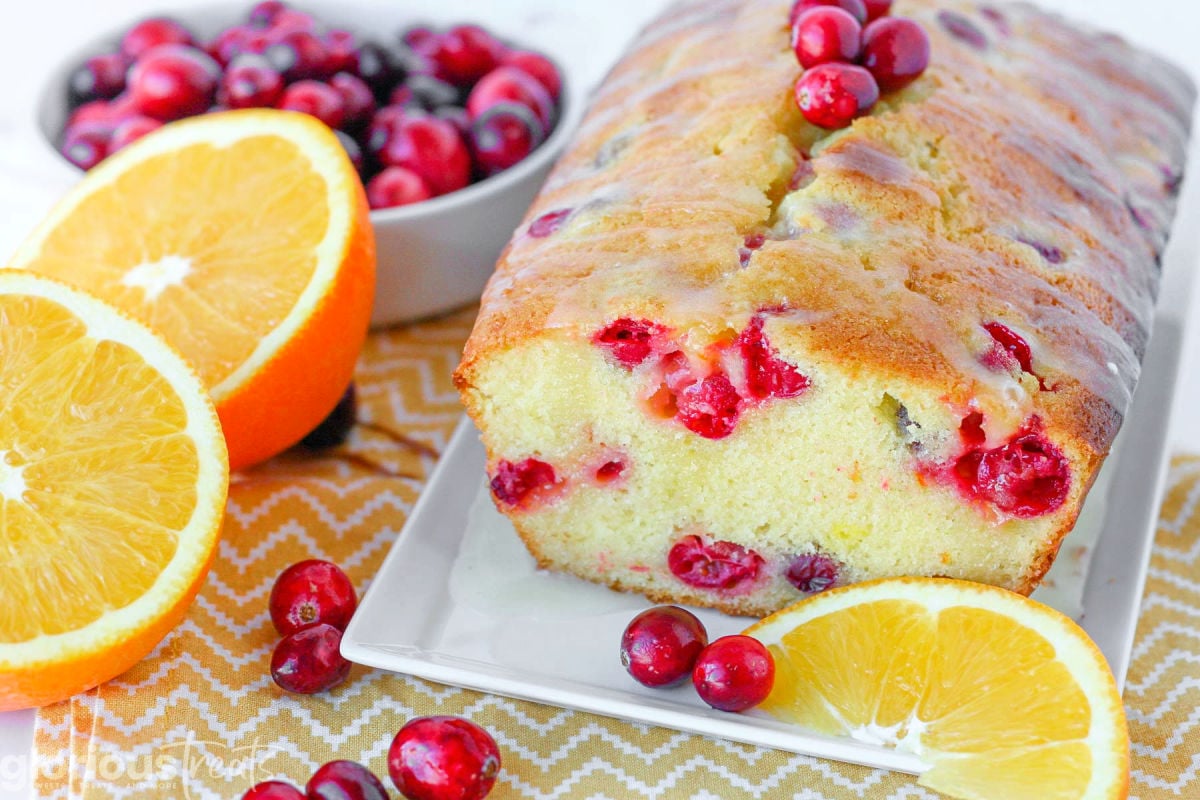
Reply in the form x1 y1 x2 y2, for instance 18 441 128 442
745 578 1129 800
9 109 375 470
0 272 228 710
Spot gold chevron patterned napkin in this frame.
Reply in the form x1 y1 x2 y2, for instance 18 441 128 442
29 309 1200 799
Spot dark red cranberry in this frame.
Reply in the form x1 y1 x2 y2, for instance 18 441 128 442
68 53 128 108
367 166 433 210
366 104 411 156
355 42 406 100
60 123 111 170
67 96 133 130
269 560 357 636
738 316 810 400
490 458 558 508
306 761 388 800
377 114 471 196
127 44 219 121
390 75 461 111
982 322 1035 376
785 553 841 593
334 130 365 173
1014 235 1065 264
959 411 986 446
109 115 162 152
593 318 667 368
668 535 763 591
938 10 988 50
528 208 571 237
503 51 562 100
301 383 357 449
864 0 893 21
676 373 741 439
219 54 284 109
207 25 258 66
953 421 1071 518
330 72 376 130
790 0 868 26
265 30 331 82
861 17 930 92
247 0 286 28
469 102 544 175
121 17 194 61
794 62 879 129
467 66 554 129
241 780 305 800
621 606 709 688
595 460 626 482
278 80 346 129
692 636 775 712
388 716 501 800
270 623 352 694
421 25 506 86
792 7 863 69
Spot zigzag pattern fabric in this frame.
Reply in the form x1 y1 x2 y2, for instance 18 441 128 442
29 310 1200 799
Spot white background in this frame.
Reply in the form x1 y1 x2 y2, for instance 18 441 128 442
0 1 1197 797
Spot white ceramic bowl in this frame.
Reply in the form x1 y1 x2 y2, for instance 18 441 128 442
34 1 586 327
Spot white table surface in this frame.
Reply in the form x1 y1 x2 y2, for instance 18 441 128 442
0 1 1197 797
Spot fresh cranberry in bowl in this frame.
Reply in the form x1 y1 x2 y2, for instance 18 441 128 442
354 41 406 100
109 115 162 152
790 0 868 26
269 559 358 636
377 114 471 196
306 761 389 800
323 29 360 75
278 80 346 129
265 30 331 82
60 123 111 170
127 44 220 120
794 62 879 129
467 65 554 129
419 24 506 86
861 17 931 91
863 0 893 22
330 72 376 129
247 0 287 28
621 606 709 687
502 50 562 99
367 166 434 210
390 74 461 111
120 17 194 60
68 54 128 108
388 716 501 800
469 102 545 175
792 7 863 69
219 54 284 109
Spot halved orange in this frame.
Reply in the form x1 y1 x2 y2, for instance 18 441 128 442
9 109 375 470
0 272 228 710
746 578 1129 800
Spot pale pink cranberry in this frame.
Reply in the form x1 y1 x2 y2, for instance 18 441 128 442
789 157 816 190
121 17 194 61
595 460 626 482
61 123 111 170
738 316 810 401
270 623 351 694
795 63 879 129
108 115 161 152
422 25 507 86
490 458 558 508
247 0 286 27
278 80 346 129
790 0 867 26
864 0 893 22
738 233 766 267
330 72 376 129
785 553 841 593
402 26 438 50
388 717 501 800
675 373 741 439
377 115 471 196
792 7 863 69
469 102 544 175
692 635 775 712
861 17 930 91
938 10 988 50
953 420 1070 518
979 7 1012 35
68 53 128 108
367 167 433 210
668 535 763 590
127 44 220 120
219 54 284 109
621 606 709 687
306 761 388 800
528 208 572 238
270 9 317 36
593 318 667 368
467 66 554 129
1014 235 1065 265
269 559 357 636
503 51 562 99
241 780 304 800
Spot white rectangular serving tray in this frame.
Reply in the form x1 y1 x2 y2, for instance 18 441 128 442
343 235 1192 774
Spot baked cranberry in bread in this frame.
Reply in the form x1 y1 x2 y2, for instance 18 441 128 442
455 0 1194 616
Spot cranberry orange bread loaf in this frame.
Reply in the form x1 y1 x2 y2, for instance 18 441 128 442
455 0 1194 616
